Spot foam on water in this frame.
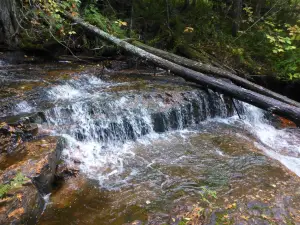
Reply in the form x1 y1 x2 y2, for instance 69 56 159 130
14 101 33 114
0 60 7 67
216 103 300 176
43 73 300 186
47 74 105 101
43 74 234 185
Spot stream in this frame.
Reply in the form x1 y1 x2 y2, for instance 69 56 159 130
1 61 300 225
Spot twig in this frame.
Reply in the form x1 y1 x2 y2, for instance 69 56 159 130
231 98 242 119
233 0 284 42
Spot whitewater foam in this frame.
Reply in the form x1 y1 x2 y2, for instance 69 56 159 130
43 73 300 185
15 101 33 114
216 103 300 176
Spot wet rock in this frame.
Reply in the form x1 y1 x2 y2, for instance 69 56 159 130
247 200 268 210
0 122 40 154
23 123 38 136
28 112 47 124
0 136 64 225
0 51 26 64
123 220 144 225
248 217 269 225
152 113 168 133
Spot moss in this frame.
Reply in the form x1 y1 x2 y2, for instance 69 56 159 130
215 211 234 225
0 184 10 199
178 221 187 225
0 172 30 199
84 4 126 38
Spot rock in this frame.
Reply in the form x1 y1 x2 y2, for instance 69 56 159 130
123 220 144 225
0 121 41 154
23 123 38 136
0 136 64 225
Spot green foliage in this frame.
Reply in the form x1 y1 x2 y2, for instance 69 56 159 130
16 0 300 81
276 51 300 80
0 172 30 199
10 172 30 188
129 0 300 80
264 21 297 54
83 4 126 38
19 0 82 47
200 186 217 205
0 184 10 199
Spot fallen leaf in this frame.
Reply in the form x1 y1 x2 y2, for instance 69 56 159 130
226 203 237 209
8 208 24 218
17 193 23 202
241 215 249 220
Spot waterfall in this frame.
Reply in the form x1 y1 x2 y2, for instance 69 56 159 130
36 74 300 184
41 74 235 184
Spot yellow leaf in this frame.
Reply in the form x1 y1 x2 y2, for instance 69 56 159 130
226 203 237 209
184 27 194 33
241 215 249 220
17 193 23 202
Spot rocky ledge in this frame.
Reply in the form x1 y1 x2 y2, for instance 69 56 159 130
0 135 64 224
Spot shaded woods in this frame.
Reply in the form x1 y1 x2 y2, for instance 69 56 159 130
0 0 299 79
0 0 300 122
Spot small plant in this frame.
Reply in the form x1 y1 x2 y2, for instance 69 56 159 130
10 172 30 188
0 172 30 199
199 186 217 205
0 184 10 199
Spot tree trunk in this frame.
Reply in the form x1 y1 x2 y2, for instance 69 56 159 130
232 0 243 37
181 0 190 11
0 0 19 48
255 0 265 18
64 13 300 126
191 0 197 7
131 40 300 108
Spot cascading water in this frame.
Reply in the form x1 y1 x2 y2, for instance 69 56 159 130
1 62 299 224
0 68 291 224
219 103 300 176
41 74 234 186
40 73 300 189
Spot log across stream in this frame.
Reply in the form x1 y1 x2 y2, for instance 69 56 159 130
64 14 300 127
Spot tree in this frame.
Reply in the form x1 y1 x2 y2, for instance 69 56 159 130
232 0 243 37
0 0 19 48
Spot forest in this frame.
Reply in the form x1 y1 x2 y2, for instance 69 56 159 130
1 0 299 80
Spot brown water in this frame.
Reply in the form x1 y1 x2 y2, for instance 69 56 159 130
38 124 300 225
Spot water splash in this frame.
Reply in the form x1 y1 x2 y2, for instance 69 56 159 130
42 73 300 183
15 101 33 114
42 75 233 184
47 74 105 101
219 103 300 176
0 60 7 67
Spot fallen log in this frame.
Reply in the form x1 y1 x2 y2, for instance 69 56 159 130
176 44 237 74
130 41 300 108
65 14 300 126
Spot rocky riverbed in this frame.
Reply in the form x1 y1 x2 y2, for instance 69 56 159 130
1 60 300 225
